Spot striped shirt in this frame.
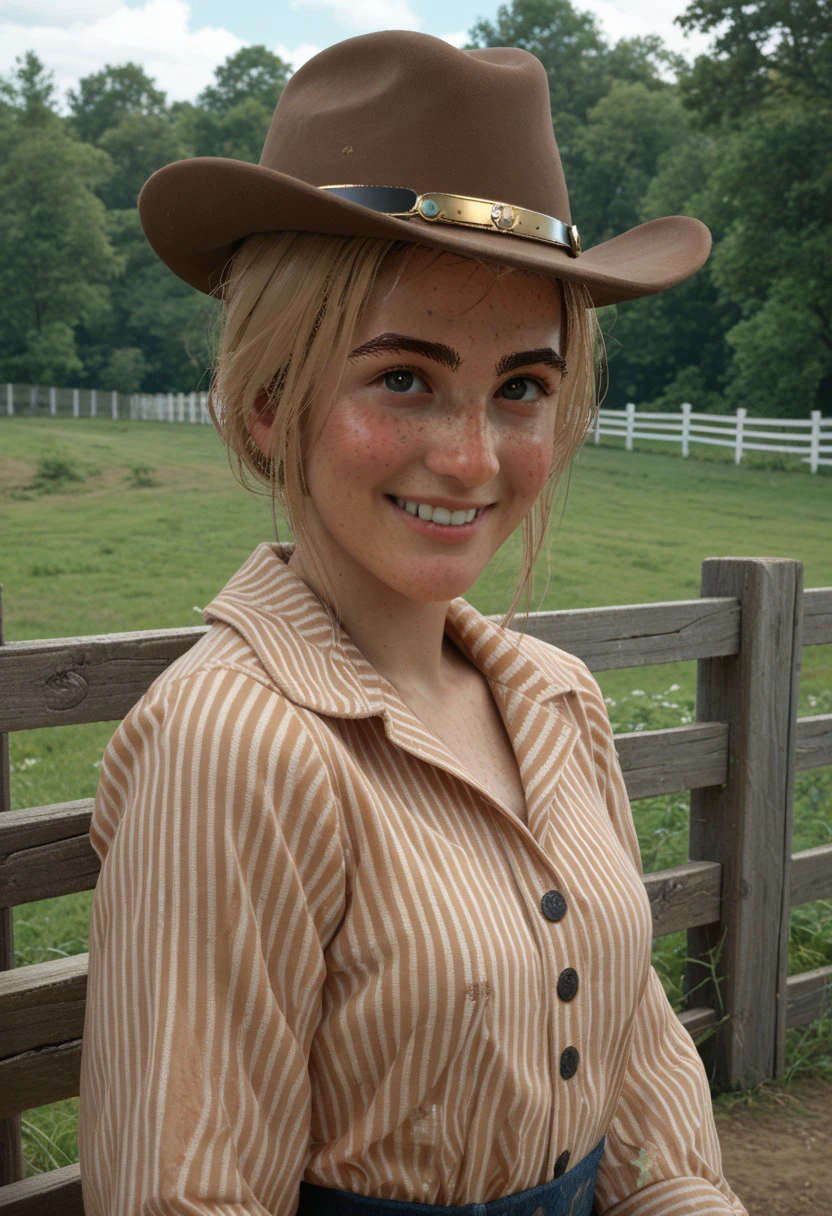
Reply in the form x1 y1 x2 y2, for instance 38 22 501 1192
78 540 748 1215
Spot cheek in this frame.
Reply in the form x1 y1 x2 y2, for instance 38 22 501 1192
314 404 421 482
505 428 554 497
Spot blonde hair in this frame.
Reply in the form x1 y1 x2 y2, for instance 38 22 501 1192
207 230 607 649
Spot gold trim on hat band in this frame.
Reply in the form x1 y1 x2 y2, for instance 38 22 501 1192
319 184 581 257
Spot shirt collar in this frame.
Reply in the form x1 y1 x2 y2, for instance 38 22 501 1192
201 541 580 719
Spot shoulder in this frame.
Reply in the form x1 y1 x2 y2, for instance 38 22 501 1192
96 660 344 853
117 660 316 752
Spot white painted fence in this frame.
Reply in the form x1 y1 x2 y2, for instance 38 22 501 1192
591 400 832 473
5 383 832 473
3 384 213 427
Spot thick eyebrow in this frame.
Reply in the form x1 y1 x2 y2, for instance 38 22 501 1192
347 332 567 376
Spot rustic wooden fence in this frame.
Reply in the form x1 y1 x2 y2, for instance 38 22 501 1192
6 383 832 472
0 555 830 1212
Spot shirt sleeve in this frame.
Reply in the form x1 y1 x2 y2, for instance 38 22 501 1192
574 662 749 1216
78 667 347 1216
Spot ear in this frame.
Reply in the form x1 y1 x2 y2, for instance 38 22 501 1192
245 388 276 456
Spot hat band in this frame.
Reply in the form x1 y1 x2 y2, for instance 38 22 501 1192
319 184 581 257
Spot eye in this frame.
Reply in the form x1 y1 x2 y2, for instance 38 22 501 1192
499 375 551 402
381 367 429 395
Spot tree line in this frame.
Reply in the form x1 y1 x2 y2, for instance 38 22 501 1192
0 0 829 416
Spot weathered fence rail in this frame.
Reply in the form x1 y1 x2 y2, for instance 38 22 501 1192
0 557 831 1212
5 383 832 472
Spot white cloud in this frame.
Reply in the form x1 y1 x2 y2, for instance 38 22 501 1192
273 41 324 71
1 0 121 26
288 0 422 33
580 0 713 62
438 30 469 48
0 0 242 112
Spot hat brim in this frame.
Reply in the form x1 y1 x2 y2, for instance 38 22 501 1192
138 157 712 309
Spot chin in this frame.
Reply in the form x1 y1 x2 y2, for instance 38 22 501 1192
374 560 487 603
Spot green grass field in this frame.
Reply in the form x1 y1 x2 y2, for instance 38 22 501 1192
2 416 831 1178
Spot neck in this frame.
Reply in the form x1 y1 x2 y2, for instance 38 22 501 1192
286 542 470 704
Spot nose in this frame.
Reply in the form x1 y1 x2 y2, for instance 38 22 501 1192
423 405 500 487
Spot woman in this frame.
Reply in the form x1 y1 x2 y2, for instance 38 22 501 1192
78 28 748 1216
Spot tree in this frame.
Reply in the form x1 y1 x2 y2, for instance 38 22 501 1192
569 81 691 246
97 112 186 210
605 35 688 89
676 0 832 126
66 63 168 146
99 346 148 392
0 51 62 129
196 45 292 114
168 100 201 157
191 95 274 163
21 321 84 383
697 100 832 415
722 276 832 415
0 118 121 383
75 208 218 392
592 127 737 413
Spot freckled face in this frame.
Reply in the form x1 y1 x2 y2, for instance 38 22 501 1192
261 247 564 605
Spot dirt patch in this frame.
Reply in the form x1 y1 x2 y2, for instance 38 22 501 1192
713 1074 832 1215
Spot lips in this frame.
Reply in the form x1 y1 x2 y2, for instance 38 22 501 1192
385 494 493 542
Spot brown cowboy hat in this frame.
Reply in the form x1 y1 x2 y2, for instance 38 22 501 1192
137 29 711 309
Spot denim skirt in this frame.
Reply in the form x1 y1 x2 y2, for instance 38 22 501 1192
297 1135 605 1216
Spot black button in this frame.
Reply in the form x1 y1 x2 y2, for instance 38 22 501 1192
540 890 567 921
560 1046 579 1079
553 1149 570 1178
557 968 579 1001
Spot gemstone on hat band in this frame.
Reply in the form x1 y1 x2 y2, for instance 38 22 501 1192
490 202 517 230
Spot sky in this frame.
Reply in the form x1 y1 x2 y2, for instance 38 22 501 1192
1 0 715 114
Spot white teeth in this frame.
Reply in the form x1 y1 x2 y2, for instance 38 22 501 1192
394 497 480 526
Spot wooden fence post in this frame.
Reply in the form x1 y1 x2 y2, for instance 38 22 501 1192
0 587 24 1185
685 556 803 1092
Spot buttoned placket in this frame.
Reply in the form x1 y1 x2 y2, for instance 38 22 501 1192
375 677 586 1184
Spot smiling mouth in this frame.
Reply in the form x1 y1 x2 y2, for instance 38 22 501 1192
385 495 489 520
385 495 494 539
